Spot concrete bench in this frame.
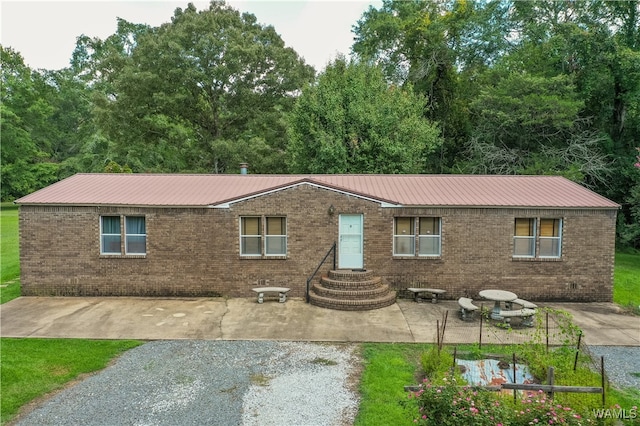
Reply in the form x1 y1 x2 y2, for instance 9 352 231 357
499 308 537 327
508 298 538 309
407 288 446 304
458 297 479 321
252 287 290 303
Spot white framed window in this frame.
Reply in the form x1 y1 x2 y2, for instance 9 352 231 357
394 217 415 256
100 216 121 254
539 218 562 258
513 218 536 257
100 215 146 255
418 217 441 256
265 217 287 256
125 216 147 255
394 217 442 257
240 216 287 257
240 217 262 256
513 218 562 258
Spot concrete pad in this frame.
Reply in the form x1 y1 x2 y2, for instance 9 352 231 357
0 297 225 340
222 298 413 342
399 300 546 345
1 297 638 346
545 303 640 346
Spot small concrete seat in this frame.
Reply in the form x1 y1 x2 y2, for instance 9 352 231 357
499 308 537 327
407 288 446 303
252 287 290 303
458 297 479 321
509 298 538 309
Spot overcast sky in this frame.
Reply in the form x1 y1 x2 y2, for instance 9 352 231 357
1 0 381 72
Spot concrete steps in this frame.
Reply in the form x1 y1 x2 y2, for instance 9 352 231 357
309 269 396 311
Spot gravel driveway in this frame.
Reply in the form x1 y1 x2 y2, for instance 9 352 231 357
11 341 639 425
587 345 640 390
13 341 360 426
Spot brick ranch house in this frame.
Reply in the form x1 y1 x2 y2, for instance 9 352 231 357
16 173 619 304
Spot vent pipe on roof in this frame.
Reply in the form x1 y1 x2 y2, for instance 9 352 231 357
240 163 248 175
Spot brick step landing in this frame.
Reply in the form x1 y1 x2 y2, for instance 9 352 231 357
308 291 397 311
320 275 382 291
309 269 396 311
312 282 391 300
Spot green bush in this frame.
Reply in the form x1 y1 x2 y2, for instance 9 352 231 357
421 346 454 381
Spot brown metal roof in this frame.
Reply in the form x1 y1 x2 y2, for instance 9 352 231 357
15 173 620 209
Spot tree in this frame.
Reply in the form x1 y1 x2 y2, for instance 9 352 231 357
286 57 441 174
94 1 314 174
509 0 640 247
352 0 512 172
0 46 59 200
470 73 583 151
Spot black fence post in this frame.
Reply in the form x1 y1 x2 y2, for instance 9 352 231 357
546 312 550 353
573 331 582 371
479 304 484 349
601 356 606 407
513 353 517 403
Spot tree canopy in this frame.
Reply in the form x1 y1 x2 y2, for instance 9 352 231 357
90 2 314 174
287 57 441 173
1 47 61 199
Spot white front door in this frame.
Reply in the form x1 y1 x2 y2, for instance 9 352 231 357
339 214 364 269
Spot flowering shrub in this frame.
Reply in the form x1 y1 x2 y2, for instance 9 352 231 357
511 390 593 425
409 376 506 426
409 377 594 425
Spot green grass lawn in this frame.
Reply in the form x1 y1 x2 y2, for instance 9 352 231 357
613 252 640 312
354 343 428 425
0 203 19 283
0 338 143 424
355 343 640 425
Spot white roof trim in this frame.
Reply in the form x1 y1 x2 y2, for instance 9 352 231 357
210 181 401 208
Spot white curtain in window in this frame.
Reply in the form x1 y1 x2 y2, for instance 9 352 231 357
125 217 146 254
101 216 121 254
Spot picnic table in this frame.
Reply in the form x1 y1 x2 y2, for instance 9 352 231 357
479 289 517 320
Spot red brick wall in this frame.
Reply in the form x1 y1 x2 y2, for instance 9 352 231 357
19 184 617 301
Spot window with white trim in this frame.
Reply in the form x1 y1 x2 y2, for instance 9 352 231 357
394 217 415 255
100 215 146 255
125 216 147 254
418 217 441 256
394 217 441 257
240 216 287 256
513 218 536 257
539 218 562 257
513 218 562 258
241 217 262 256
101 216 121 254
265 217 287 256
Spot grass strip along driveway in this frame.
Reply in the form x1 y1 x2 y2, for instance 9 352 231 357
1 339 142 424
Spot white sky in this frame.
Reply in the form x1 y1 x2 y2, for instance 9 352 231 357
1 0 381 72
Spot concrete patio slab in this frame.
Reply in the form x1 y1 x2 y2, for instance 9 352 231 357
1 297 638 346
221 298 413 342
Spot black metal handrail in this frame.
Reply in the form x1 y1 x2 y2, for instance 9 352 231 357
305 242 336 303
